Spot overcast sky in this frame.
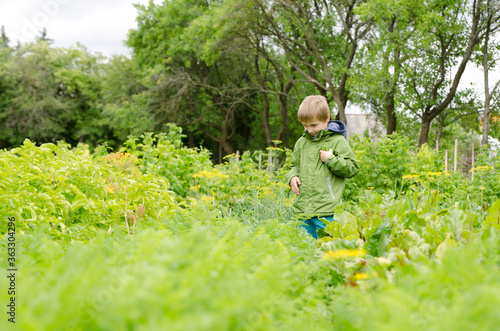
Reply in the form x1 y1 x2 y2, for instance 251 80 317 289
0 0 497 99
0 0 162 56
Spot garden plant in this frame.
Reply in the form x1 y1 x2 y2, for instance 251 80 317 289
1 127 500 330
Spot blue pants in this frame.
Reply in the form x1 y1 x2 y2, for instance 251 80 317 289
301 216 334 239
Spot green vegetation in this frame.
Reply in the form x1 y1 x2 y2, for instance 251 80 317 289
1 0 500 328
1 132 500 330
1 0 499 156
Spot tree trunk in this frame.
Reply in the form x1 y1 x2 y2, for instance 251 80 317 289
187 129 195 148
436 124 443 150
219 121 234 155
333 91 348 124
207 120 235 157
254 55 274 146
483 94 491 145
482 8 492 145
262 106 273 146
384 17 397 135
386 90 397 135
277 90 290 147
419 115 432 147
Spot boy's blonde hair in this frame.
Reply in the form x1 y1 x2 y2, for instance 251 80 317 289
297 95 330 122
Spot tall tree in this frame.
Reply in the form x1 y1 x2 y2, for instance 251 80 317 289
244 0 373 124
54 44 106 144
397 0 500 146
128 0 257 156
1 26 9 47
99 55 153 146
0 41 66 146
354 0 425 135
36 27 53 44
480 0 500 145
0 41 105 148
213 0 298 147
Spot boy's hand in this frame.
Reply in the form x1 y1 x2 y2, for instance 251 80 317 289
320 148 333 162
290 176 301 195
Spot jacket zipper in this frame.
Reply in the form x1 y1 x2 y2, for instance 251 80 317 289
326 177 335 200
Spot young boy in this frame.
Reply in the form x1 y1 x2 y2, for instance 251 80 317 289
286 95 359 239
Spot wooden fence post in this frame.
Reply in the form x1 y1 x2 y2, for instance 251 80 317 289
454 139 458 172
471 142 474 181
445 150 448 172
267 152 273 172
236 150 240 163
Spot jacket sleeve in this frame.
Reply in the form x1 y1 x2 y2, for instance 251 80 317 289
285 139 302 186
325 137 359 178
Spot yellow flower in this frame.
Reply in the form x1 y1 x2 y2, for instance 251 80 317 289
192 169 229 179
470 165 492 172
480 187 486 190
322 249 366 260
402 174 420 179
105 185 115 193
201 196 214 203
353 273 369 280
104 152 136 171
426 171 442 176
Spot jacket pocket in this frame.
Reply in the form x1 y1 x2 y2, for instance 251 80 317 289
326 177 335 201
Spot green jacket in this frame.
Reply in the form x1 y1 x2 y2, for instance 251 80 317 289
285 121 359 217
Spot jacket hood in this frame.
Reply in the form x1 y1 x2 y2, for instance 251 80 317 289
327 120 346 137
303 120 347 139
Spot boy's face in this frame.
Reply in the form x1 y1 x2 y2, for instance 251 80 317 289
301 115 330 137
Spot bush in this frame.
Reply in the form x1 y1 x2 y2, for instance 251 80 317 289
119 125 213 198
0 139 176 241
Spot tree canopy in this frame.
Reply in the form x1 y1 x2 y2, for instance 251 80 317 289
1 0 499 157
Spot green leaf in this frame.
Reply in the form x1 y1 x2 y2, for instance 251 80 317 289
484 200 500 230
365 221 391 257
323 213 358 240
329 269 345 287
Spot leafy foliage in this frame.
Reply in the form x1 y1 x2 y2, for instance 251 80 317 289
346 133 413 197
0 139 176 240
1 132 500 330
1 222 330 331
120 125 213 198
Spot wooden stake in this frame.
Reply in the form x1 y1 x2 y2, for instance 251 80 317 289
267 153 273 172
236 150 240 162
445 150 448 172
258 154 262 171
454 139 458 172
471 142 474 181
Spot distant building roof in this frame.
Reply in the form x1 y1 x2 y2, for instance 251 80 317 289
345 114 384 138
